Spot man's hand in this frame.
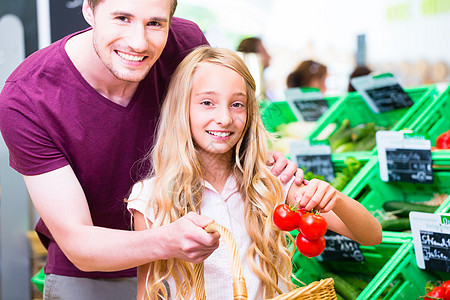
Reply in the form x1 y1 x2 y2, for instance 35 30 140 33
160 212 220 264
267 151 305 185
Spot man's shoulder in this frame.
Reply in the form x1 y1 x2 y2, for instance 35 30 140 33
170 17 203 33
156 17 208 74
167 17 207 46
5 39 67 85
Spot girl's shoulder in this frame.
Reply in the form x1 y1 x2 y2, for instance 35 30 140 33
129 177 156 201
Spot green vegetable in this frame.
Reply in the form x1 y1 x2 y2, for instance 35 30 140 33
341 276 369 292
322 273 360 300
327 121 387 153
302 168 325 181
334 142 355 153
336 293 346 300
383 201 439 217
350 123 375 142
328 119 352 151
331 157 363 191
380 218 411 231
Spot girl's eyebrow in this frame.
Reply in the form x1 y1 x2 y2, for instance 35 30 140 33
195 91 247 97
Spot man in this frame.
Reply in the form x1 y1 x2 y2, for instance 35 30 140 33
0 0 301 298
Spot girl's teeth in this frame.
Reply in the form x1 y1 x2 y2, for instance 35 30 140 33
208 131 230 137
117 51 144 62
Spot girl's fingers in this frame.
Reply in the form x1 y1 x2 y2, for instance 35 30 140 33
304 182 327 211
322 196 337 213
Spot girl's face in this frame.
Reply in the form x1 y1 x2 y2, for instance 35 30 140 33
189 62 248 161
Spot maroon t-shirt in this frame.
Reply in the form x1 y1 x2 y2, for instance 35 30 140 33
0 17 208 278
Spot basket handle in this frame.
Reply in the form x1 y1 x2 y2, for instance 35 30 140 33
193 223 248 300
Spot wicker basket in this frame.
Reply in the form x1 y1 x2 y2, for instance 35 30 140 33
193 223 337 300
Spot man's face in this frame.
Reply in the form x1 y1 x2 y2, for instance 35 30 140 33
88 0 171 82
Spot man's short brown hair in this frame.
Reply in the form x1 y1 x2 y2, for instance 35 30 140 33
87 0 178 18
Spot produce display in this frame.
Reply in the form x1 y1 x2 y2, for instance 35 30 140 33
264 84 450 299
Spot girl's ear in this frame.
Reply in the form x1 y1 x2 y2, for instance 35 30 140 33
82 0 95 27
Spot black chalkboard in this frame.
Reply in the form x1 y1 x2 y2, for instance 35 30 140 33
294 154 335 182
386 148 433 183
292 98 329 121
420 230 450 272
320 231 364 262
365 83 413 113
50 0 88 42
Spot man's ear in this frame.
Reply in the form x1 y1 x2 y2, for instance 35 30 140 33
82 0 94 27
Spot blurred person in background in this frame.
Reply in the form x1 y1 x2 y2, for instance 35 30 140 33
237 37 271 100
348 65 372 92
237 37 271 70
286 60 327 94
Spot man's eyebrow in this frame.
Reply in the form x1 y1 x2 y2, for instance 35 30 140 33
110 11 168 23
110 11 133 17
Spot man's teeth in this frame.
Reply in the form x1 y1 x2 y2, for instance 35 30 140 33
207 131 231 137
117 51 144 62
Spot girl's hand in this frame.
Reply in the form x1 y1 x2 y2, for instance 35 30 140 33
295 179 338 212
267 151 304 184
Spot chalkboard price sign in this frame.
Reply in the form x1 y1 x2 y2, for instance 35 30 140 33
290 140 335 182
292 99 329 122
420 230 450 272
365 83 413 113
376 131 433 183
319 231 364 262
285 87 328 121
386 148 433 183
411 212 450 273
295 154 335 182
351 73 413 113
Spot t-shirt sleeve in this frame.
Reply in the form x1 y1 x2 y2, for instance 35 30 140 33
127 178 156 223
0 82 68 175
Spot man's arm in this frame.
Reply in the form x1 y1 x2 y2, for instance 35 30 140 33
24 165 219 272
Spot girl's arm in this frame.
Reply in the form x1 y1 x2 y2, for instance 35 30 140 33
286 179 382 246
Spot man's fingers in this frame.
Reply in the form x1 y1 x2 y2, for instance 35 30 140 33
185 212 214 228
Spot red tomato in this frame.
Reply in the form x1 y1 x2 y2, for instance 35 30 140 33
425 286 446 300
436 130 450 149
298 212 327 240
441 280 450 290
273 204 300 231
295 233 326 258
445 288 450 300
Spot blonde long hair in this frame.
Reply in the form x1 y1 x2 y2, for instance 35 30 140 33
141 46 294 299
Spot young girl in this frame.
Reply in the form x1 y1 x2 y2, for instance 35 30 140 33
127 46 382 300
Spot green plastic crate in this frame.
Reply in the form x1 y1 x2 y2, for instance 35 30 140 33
343 152 450 219
31 267 45 293
360 197 449 299
357 239 449 299
305 85 439 155
405 84 450 147
291 232 413 298
260 96 341 133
